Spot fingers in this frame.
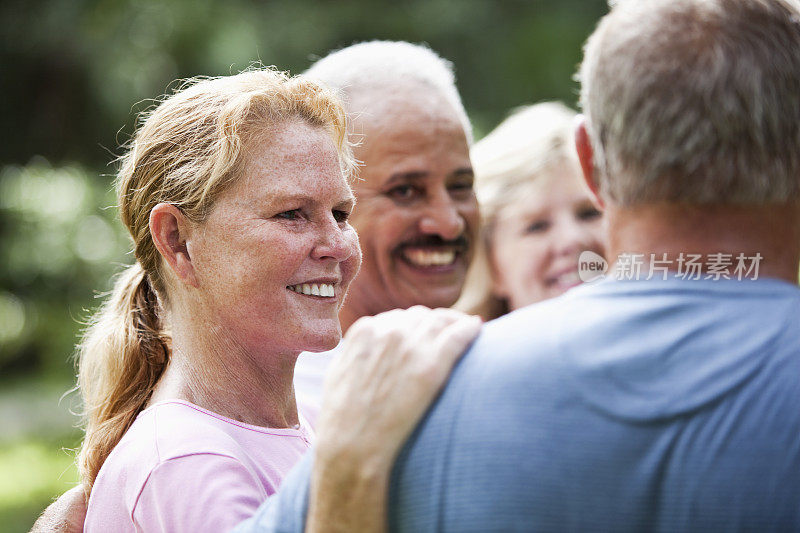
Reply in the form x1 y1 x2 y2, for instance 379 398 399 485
429 313 482 379
331 307 480 395
319 307 482 441
30 484 87 533
402 310 482 410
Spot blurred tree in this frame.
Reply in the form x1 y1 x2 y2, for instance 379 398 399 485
0 0 607 166
0 158 129 375
0 0 608 379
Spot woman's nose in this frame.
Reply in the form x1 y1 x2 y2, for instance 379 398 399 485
313 219 356 262
553 217 591 256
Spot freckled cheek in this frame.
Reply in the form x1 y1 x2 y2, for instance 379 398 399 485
342 235 363 284
265 245 295 264
193 240 241 292
350 234 362 262
231 233 304 285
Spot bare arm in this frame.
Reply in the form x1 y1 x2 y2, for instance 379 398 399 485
29 485 86 533
306 307 482 533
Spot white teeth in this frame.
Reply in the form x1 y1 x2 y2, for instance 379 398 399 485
403 249 457 267
288 283 335 297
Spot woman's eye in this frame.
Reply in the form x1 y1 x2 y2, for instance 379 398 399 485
387 185 418 202
276 209 302 220
578 207 602 221
524 220 550 234
333 209 350 223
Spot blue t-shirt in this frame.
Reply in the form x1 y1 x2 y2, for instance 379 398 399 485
235 277 800 532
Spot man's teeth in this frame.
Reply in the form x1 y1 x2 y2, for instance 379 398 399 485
287 283 335 297
403 249 457 267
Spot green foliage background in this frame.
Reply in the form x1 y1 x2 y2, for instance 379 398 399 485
0 0 608 529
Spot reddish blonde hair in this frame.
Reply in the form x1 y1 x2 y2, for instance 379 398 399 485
78 68 353 492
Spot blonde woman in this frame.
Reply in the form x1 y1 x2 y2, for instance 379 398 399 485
456 102 606 320
74 69 479 532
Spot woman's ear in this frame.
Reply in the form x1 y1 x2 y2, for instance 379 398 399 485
149 203 199 288
574 115 605 211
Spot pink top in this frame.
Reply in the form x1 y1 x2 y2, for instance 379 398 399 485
84 400 313 532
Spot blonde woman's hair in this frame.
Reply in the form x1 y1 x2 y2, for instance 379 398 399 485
454 102 580 320
77 68 353 493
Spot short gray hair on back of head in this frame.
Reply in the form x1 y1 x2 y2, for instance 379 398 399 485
578 0 800 206
305 40 473 143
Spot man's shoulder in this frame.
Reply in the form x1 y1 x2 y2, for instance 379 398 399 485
456 277 800 403
480 293 572 348
390 279 800 532
465 284 599 371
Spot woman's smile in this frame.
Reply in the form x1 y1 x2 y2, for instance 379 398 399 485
287 281 339 298
189 119 361 356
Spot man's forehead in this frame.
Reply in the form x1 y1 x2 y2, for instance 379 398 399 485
348 84 461 129
348 80 442 107
343 83 471 191
353 127 469 183
349 94 468 150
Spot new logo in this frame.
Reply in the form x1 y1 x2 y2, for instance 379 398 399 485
578 250 608 282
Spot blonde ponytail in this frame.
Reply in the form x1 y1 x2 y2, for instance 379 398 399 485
78 264 168 490
76 67 352 494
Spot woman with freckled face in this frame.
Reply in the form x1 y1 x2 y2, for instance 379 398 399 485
456 102 606 321
69 69 480 533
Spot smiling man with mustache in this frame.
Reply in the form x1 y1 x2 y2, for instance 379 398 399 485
306 41 478 331
293 41 480 417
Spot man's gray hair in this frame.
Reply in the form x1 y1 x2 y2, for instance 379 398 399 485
578 0 800 205
305 40 472 143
